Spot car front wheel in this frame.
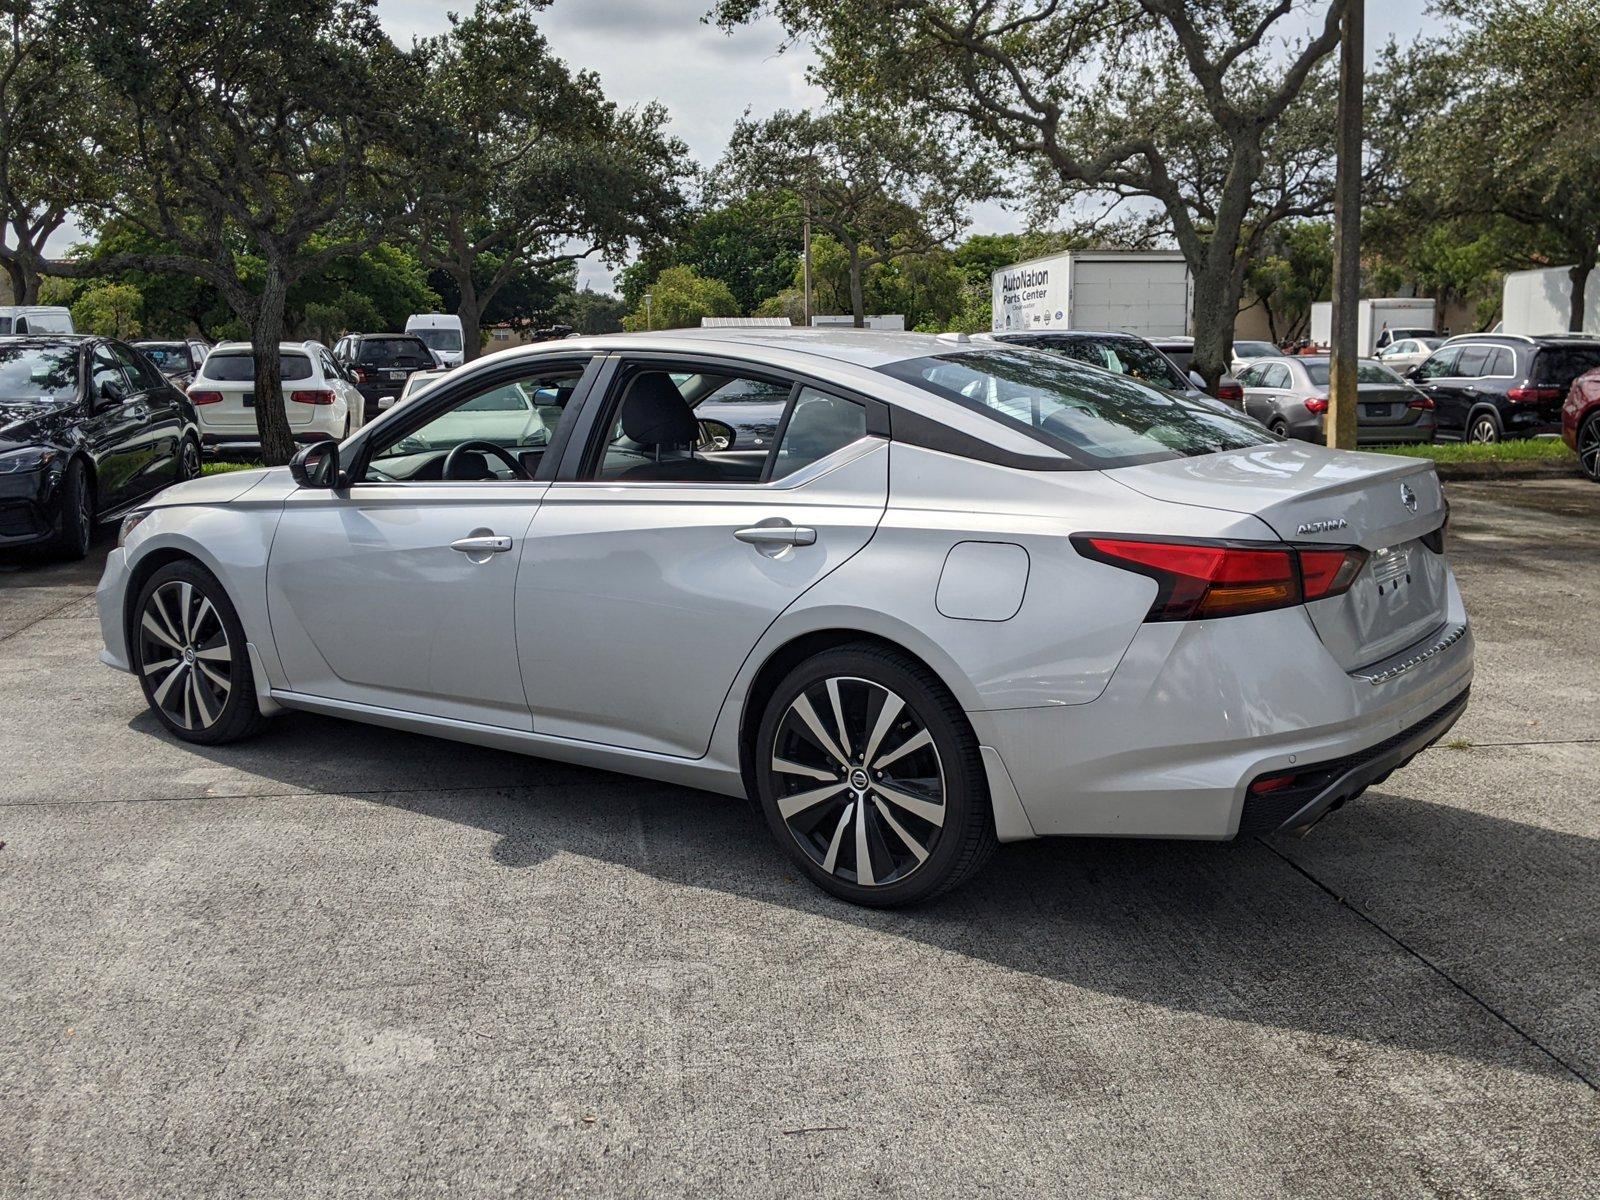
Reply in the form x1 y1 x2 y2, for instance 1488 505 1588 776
133 560 267 744
754 643 996 907
1469 411 1502 443
1579 412 1600 482
46 458 94 560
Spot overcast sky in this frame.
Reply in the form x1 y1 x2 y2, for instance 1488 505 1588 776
49 0 1433 295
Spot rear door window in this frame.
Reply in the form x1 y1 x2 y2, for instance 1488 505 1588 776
1454 346 1491 378
1261 363 1291 389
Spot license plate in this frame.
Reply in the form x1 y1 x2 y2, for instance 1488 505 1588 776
241 391 255 408
387 370 406 381
1363 403 1392 418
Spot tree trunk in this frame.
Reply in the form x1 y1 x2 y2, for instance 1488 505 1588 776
250 265 295 466
847 244 865 328
457 272 482 363
1568 253 1594 333
1188 254 1241 394
1 257 23 305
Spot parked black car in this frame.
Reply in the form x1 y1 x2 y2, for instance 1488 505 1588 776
132 339 211 390
989 329 1251 414
333 333 440 421
1408 333 1600 443
0 336 201 559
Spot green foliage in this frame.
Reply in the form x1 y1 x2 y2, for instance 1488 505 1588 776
71 282 144 338
621 266 738 331
620 192 803 313
551 289 627 335
1243 221 1333 342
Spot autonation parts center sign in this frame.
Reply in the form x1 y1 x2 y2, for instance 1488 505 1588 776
993 262 1068 331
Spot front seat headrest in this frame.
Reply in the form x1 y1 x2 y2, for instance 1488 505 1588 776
620 372 697 447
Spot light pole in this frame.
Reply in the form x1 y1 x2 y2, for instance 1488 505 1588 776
802 196 813 328
643 292 653 331
1328 0 1363 450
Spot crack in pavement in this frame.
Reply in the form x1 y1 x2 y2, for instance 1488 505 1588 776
1258 837 1599 1093
0 587 99 646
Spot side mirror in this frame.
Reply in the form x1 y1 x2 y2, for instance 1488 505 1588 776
96 378 126 409
1404 366 1420 381
1187 370 1206 389
697 418 735 451
289 439 341 489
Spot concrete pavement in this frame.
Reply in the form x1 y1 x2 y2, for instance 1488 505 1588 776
2 479 1597 1197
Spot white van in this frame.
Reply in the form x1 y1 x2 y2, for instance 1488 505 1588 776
0 305 74 335
405 313 465 367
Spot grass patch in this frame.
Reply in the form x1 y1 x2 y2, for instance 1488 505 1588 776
1445 739 1473 751
202 460 262 476
1370 439 1576 465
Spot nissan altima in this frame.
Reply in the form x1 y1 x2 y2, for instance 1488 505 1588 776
97 329 1473 906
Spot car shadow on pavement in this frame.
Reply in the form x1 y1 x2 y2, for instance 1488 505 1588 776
128 706 1599 1086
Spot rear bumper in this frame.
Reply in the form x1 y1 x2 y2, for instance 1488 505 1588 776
970 572 1474 840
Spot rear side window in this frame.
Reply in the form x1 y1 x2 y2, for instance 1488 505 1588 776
359 337 434 367
204 352 314 381
770 388 866 480
1533 346 1600 387
881 347 1268 468
1454 347 1491 378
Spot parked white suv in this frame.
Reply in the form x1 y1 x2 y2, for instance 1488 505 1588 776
187 341 360 453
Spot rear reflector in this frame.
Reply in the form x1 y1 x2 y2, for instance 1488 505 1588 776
1304 396 1329 414
1506 385 1562 404
189 390 223 405
290 390 336 405
1250 773 1298 795
1073 536 1368 622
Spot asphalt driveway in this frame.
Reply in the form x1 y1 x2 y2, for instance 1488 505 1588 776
2 479 1597 1197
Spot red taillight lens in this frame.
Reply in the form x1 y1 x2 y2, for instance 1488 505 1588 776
1304 396 1329 414
1407 394 1434 410
290 389 336 405
1074 537 1368 621
1298 547 1369 602
189 390 223 405
1506 385 1561 404
1217 382 1243 403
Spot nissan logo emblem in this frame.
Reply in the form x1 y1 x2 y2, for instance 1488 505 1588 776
1400 482 1418 514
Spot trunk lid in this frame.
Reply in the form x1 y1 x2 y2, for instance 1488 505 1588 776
1110 443 1451 671
1356 382 1424 427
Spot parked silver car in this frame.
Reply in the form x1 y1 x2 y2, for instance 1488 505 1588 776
97 330 1470 906
1236 355 1437 444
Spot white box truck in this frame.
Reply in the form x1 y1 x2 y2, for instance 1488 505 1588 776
1501 266 1600 335
1307 298 1436 355
990 250 1192 336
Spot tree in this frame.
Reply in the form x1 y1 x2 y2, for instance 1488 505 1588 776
620 265 737 330
714 108 996 327
620 192 803 313
1375 0 1600 330
0 1 106 303
411 0 690 360
1242 220 1332 342
715 0 1346 388
51 0 412 463
71 282 144 338
551 288 627 335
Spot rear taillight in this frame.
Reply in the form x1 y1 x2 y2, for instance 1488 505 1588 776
1073 536 1368 622
1407 394 1434 410
189 390 223 405
351 368 370 384
1217 382 1243 403
1304 396 1329 414
1505 385 1562 404
290 389 336 405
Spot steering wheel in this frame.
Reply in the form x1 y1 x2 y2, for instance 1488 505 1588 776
442 440 531 481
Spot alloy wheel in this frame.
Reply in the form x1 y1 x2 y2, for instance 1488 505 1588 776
1470 416 1499 443
768 676 946 887
138 580 233 731
1580 416 1600 480
180 439 201 479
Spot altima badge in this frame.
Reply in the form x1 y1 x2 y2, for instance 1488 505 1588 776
1295 517 1349 535
1400 482 1418 513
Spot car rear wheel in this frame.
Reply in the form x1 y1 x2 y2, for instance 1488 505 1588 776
1269 417 1289 438
178 436 202 481
1469 411 1502 443
754 643 996 907
46 458 94 560
1579 412 1600 482
133 561 267 744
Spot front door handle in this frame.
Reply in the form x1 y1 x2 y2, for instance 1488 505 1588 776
450 531 513 563
735 521 817 556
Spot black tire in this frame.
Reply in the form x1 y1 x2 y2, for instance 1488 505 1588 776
754 642 997 907
1269 418 1289 439
177 435 202 482
1578 412 1600 482
46 458 94 560
132 560 267 744
1468 410 1502 444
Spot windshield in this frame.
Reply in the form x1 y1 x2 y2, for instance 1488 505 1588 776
203 352 314 382
138 344 190 372
1039 336 1190 391
358 337 434 367
881 347 1269 467
412 327 462 353
0 344 78 405
1303 360 1403 386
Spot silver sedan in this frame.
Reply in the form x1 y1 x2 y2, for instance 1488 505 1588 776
97 330 1471 906
1237 355 1437 444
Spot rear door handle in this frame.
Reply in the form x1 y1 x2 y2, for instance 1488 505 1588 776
735 522 817 552
450 533 513 562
